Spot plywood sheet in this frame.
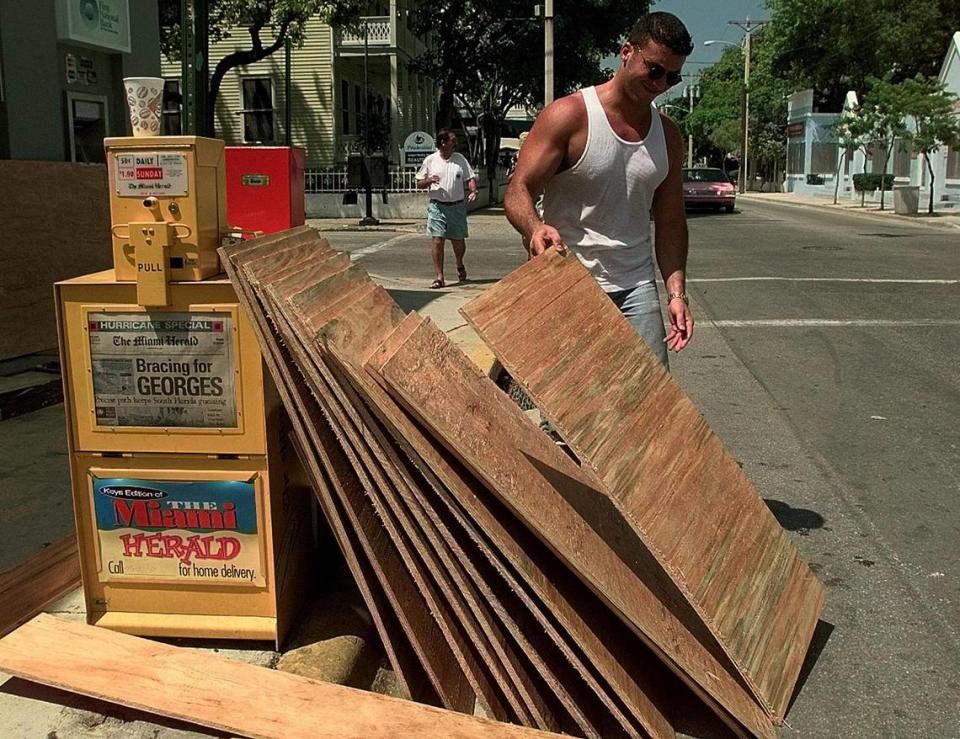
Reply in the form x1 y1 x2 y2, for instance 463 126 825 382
0 161 112 359
368 314 775 739
0 614 561 739
220 234 458 709
460 249 826 721
260 275 518 724
306 285 615 738
0 537 80 637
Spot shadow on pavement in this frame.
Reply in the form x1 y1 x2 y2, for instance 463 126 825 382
786 619 835 716
765 498 826 533
387 288 446 314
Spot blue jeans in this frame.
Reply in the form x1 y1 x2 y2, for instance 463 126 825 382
608 281 669 368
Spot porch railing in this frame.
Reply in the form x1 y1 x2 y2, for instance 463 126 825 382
305 167 421 193
338 17 392 47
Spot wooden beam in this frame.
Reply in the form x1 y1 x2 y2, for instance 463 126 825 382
460 249 825 722
0 614 561 739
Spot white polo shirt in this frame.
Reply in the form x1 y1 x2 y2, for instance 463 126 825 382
417 151 475 202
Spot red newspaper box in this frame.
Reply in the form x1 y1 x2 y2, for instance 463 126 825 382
225 146 305 234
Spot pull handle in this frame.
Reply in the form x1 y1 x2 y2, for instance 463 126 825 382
111 223 192 239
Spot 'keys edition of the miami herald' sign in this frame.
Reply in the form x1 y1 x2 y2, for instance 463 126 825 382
92 477 264 587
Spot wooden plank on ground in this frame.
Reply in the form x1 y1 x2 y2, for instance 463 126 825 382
0 614 561 739
0 537 81 637
367 313 775 739
460 249 826 722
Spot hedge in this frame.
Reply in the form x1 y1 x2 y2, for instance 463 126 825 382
852 173 894 192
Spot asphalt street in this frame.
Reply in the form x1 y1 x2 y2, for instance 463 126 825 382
327 200 960 736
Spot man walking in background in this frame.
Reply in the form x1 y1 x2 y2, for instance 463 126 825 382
416 129 478 289
505 12 695 364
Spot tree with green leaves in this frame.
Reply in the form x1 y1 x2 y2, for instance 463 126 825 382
682 31 788 184
857 75 912 211
682 46 742 164
407 0 648 197
828 100 873 205
898 76 960 215
159 0 363 137
764 0 960 109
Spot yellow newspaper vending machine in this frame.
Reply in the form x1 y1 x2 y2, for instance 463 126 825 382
55 135 312 646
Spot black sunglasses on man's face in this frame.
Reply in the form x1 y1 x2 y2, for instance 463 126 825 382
634 48 683 87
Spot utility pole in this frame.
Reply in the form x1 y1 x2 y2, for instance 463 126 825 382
180 0 210 136
685 83 700 168
544 0 554 105
729 18 766 193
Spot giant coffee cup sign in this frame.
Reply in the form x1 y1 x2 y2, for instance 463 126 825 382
402 131 435 168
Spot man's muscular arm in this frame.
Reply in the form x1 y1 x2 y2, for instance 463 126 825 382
651 114 694 352
504 96 583 255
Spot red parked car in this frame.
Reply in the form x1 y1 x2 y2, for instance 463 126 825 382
682 168 736 213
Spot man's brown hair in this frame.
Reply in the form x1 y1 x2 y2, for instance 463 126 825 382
628 12 693 56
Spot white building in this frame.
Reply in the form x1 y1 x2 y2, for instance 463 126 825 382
783 31 960 208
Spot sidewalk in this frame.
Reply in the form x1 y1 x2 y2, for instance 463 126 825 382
307 217 424 233
739 191 960 230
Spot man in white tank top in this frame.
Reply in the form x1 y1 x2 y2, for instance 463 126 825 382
505 12 694 366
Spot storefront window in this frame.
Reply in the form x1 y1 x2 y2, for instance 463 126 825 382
892 139 912 178
787 140 805 175
947 146 960 180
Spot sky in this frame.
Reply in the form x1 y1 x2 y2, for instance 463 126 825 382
602 0 768 85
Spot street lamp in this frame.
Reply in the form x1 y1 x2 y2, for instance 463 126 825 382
704 38 748 193
705 18 765 194
659 96 699 168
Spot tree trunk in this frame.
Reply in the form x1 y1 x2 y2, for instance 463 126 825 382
205 20 290 138
879 142 893 211
925 154 935 215
833 156 843 204
434 84 456 132
482 113 500 204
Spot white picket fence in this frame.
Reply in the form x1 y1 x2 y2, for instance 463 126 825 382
304 166 507 194
304 167 421 193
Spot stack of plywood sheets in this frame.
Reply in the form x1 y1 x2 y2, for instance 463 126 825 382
211 227 824 738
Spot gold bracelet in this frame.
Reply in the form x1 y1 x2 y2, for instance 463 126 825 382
667 292 688 306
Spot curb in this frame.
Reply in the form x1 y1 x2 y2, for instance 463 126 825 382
738 194 960 231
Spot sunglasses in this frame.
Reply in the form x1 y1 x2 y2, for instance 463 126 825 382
635 48 683 87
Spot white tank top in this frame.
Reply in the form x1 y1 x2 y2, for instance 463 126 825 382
543 86 669 292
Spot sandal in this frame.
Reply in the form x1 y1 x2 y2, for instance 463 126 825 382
457 265 467 283
429 278 444 289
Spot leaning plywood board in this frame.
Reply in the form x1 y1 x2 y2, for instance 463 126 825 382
460 248 826 722
258 272 517 724
220 234 472 712
0 615 561 739
0 537 81 637
307 284 617 738
368 314 775 739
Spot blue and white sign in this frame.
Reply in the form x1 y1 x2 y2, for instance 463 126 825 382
57 0 131 54
403 131 435 169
